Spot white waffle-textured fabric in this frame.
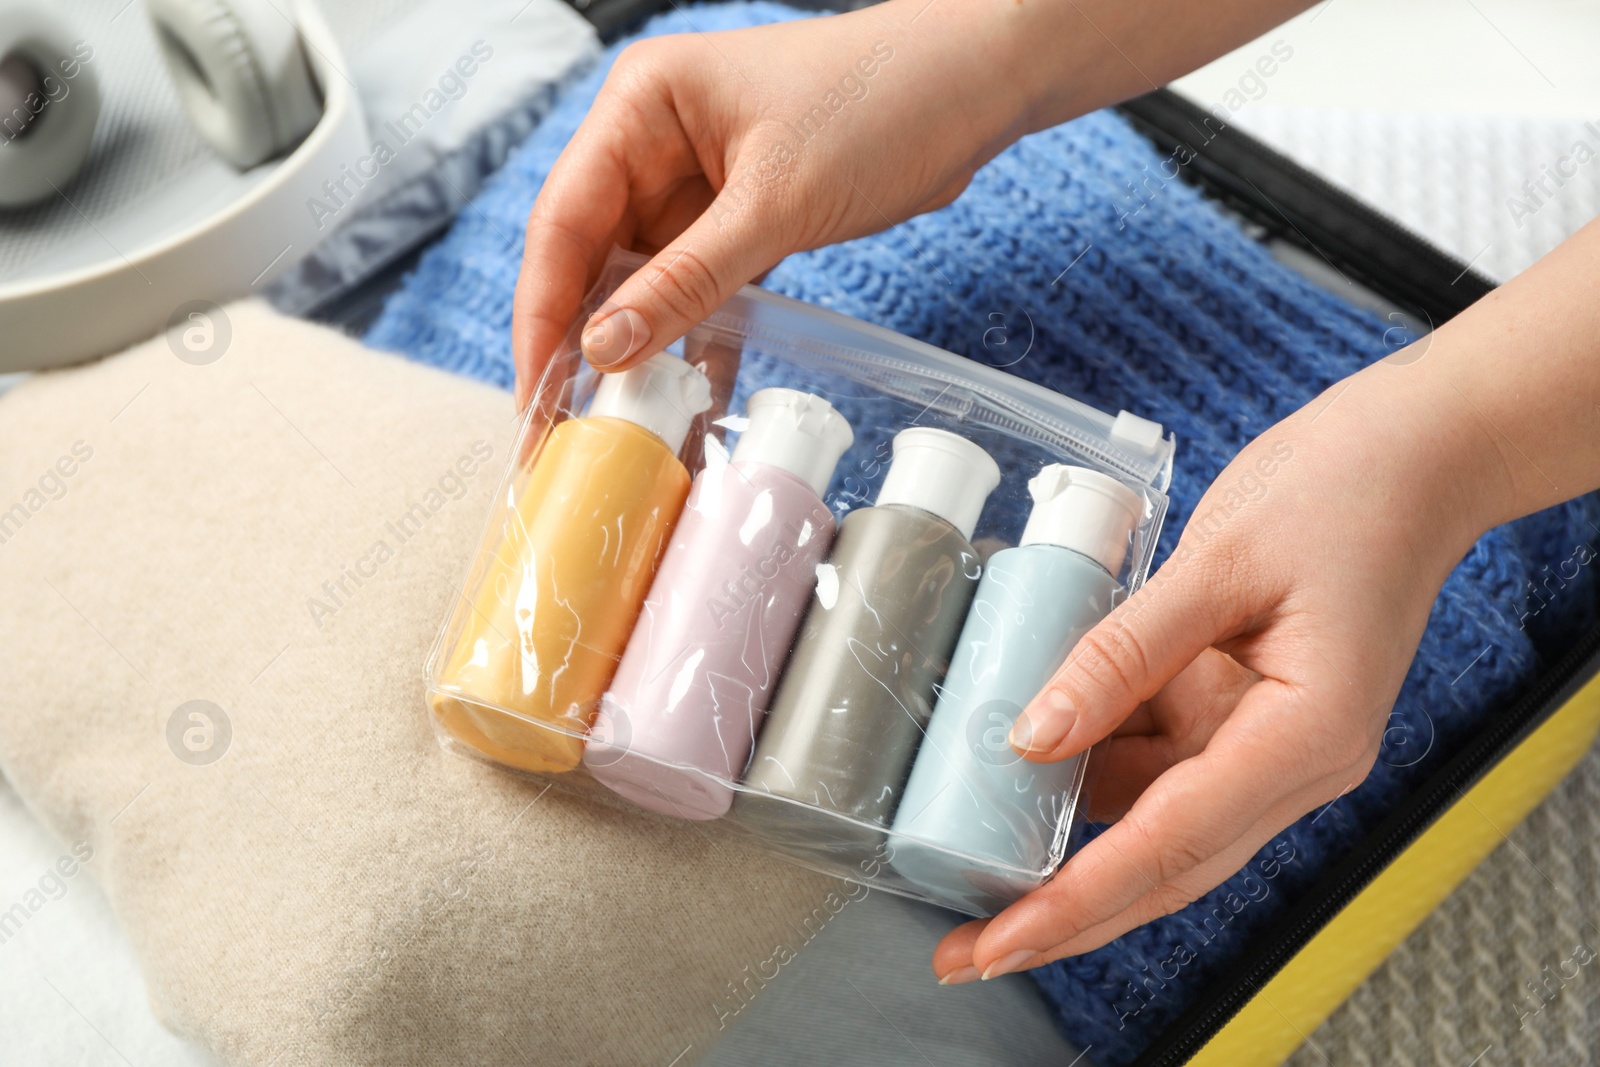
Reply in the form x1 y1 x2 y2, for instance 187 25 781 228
1219 106 1600 282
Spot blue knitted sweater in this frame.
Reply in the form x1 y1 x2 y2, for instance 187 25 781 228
364 5 1600 1062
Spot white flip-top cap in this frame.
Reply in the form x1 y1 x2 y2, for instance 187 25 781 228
1020 464 1145 574
731 388 855 497
874 428 1000 541
586 353 713 454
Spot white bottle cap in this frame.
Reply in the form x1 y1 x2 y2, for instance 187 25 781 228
874 428 1001 541
731 388 855 497
586 353 713 454
1020 464 1145 575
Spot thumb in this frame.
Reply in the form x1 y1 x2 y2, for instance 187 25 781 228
580 200 778 372
1010 560 1236 762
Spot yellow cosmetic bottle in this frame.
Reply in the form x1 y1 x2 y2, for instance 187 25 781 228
431 353 713 774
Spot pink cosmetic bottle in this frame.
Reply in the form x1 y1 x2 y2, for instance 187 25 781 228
585 388 854 819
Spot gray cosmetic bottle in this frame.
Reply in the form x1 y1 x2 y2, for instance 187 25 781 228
734 428 1001 858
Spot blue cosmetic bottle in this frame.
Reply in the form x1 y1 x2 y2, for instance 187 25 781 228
890 463 1144 914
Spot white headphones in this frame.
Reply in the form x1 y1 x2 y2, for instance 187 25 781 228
0 0 369 372
0 0 324 206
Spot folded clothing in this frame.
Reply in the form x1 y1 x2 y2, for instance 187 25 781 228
362 4 1600 1062
0 301 846 1067
266 0 601 318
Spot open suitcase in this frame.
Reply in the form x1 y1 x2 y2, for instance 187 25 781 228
1111 89 1600 1067
304 7 1600 1064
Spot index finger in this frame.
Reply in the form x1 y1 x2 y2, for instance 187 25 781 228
511 108 635 410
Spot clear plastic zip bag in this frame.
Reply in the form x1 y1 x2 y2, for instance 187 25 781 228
426 248 1175 915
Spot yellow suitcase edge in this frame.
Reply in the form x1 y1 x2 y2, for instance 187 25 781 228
1190 671 1600 1066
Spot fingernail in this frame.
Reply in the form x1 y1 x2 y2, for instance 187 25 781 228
583 307 651 368
1010 689 1073 753
1008 712 1036 752
980 950 1037 981
937 966 981 986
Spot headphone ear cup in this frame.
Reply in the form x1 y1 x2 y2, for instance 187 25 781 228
146 0 322 169
0 8 102 208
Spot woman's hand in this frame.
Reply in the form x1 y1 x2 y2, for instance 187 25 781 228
932 209 1600 986
932 356 1504 983
509 0 1311 406
510 4 1042 407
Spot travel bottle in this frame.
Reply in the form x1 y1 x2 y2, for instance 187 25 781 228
585 388 855 819
734 427 1001 850
430 353 712 775
891 463 1143 914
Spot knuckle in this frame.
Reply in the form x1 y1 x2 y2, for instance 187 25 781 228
1303 724 1376 784
1154 836 1209 885
1124 817 1207 886
1160 526 1243 591
601 40 683 104
1070 622 1153 703
1271 687 1361 778
642 248 725 322
928 174 974 212
1345 737 1380 783
610 39 662 77
1345 728 1381 774
1147 879 1205 917
729 127 804 200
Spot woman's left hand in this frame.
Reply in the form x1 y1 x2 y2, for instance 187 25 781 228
930 356 1500 984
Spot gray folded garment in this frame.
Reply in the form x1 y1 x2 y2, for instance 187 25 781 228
710 891 1086 1067
266 0 600 320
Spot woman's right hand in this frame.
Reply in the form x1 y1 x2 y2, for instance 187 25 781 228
510 2 1047 407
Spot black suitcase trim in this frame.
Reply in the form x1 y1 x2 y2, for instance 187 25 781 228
1113 89 1596 1067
